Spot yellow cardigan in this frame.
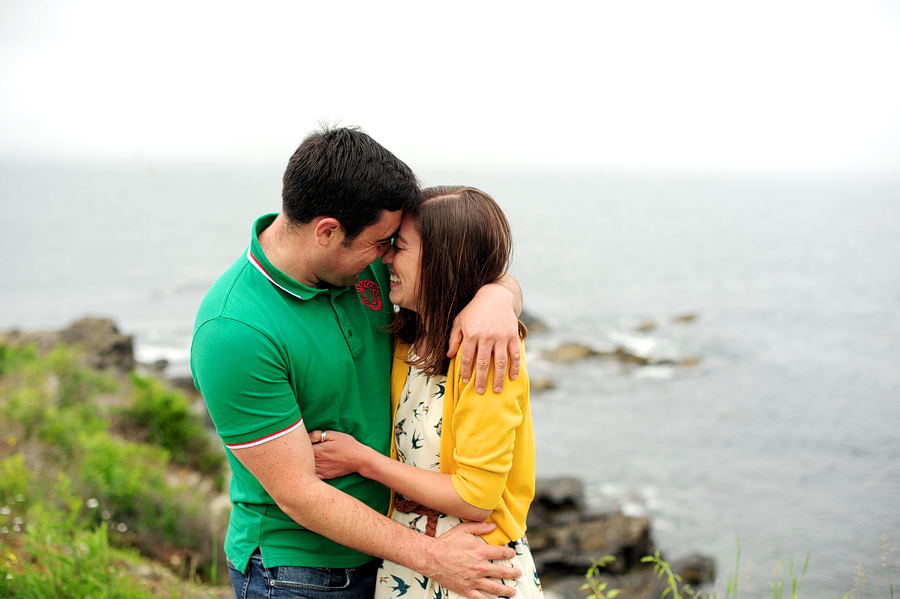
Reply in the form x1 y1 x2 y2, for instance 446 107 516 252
390 339 535 545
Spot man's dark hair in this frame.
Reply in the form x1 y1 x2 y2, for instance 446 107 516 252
282 125 421 242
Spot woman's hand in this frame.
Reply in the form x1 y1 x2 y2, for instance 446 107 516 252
307 430 369 480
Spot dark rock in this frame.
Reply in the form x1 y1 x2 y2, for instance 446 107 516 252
528 478 715 598
58 318 135 372
671 553 716 585
673 313 698 324
573 514 653 569
169 375 201 397
534 478 585 512
530 512 653 575
636 321 656 332
531 377 556 391
613 346 649 366
147 359 169 372
681 355 702 367
521 310 550 333
541 344 598 362
528 478 653 577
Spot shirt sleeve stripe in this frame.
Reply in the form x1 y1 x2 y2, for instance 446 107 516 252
224 418 304 450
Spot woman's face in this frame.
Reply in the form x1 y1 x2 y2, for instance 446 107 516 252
381 212 421 311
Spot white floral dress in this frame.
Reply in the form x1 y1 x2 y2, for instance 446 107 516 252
375 365 544 599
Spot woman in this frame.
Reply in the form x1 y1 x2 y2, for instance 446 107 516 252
311 186 541 599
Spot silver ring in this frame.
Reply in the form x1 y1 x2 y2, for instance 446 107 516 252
320 430 327 443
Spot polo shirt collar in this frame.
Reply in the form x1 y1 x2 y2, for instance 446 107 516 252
247 213 341 301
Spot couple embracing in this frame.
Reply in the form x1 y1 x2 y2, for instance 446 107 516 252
191 125 542 599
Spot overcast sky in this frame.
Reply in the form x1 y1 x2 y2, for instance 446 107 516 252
2 0 900 173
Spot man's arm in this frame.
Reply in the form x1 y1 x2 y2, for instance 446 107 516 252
447 273 523 395
232 423 519 599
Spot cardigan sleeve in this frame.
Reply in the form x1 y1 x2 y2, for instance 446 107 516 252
447 343 529 511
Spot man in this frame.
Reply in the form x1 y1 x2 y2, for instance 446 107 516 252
191 126 523 599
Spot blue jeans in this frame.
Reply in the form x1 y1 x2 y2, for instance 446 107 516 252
228 551 381 599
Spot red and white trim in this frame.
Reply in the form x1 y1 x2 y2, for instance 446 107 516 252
225 418 304 450
247 247 306 300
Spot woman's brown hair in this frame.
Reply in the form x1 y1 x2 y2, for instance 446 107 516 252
390 185 526 376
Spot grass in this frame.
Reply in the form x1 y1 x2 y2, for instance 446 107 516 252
582 536 897 599
0 341 230 598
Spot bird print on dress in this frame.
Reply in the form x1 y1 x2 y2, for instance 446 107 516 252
395 418 408 441
401 367 414 404
381 575 410 597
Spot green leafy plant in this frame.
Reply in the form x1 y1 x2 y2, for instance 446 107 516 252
119 373 223 475
726 537 742 599
581 555 621 599
644 551 691 598
884 533 897 599
769 551 809 599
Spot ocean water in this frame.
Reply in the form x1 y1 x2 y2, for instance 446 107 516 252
1 159 898 597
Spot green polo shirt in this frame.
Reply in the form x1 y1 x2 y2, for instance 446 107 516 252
190 213 394 573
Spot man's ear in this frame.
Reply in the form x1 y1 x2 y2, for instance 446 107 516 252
313 217 343 247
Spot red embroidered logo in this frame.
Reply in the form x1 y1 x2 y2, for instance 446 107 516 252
356 280 382 311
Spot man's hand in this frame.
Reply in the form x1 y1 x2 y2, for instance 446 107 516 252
427 521 522 599
447 276 522 394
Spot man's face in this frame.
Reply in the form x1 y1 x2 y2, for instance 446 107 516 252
316 209 401 287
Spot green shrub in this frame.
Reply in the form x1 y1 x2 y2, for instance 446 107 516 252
0 341 224 587
0 454 31 506
0 343 37 377
1 344 109 456
120 373 223 475
45 344 117 407
77 430 212 562
0 474 160 599
79 432 173 522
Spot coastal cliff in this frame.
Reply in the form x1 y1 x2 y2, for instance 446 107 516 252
1 318 715 598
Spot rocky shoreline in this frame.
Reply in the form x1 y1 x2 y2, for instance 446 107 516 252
528 477 715 598
1 317 716 598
